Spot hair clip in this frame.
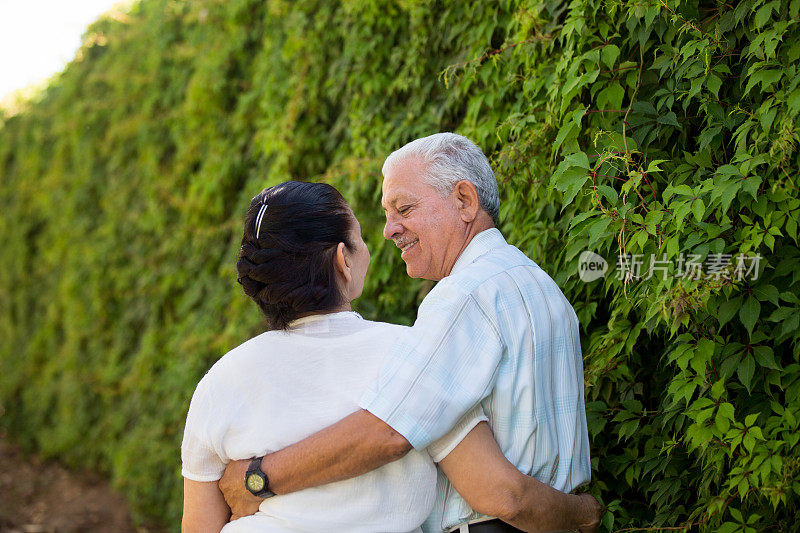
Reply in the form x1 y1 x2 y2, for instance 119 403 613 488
255 203 269 239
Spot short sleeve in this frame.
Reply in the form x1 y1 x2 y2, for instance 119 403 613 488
359 283 504 449
181 378 226 482
427 403 489 462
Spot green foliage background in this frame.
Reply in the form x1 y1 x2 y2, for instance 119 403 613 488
1 0 798 530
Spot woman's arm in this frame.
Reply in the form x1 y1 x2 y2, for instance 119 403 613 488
182 478 232 533
438 422 600 533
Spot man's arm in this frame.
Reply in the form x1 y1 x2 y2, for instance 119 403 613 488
438 422 600 533
221 291 504 516
219 409 411 517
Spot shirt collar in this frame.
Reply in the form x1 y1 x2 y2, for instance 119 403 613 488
450 228 507 276
288 311 362 328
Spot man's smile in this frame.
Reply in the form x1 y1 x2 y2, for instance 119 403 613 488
397 238 419 257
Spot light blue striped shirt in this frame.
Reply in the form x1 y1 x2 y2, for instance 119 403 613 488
359 228 591 532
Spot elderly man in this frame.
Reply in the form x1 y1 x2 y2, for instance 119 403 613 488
218 133 597 532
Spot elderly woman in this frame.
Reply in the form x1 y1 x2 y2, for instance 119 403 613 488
181 181 598 532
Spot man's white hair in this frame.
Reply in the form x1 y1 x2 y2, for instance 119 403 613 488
382 132 500 221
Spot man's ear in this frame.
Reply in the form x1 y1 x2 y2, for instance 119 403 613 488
454 180 481 223
334 242 352 284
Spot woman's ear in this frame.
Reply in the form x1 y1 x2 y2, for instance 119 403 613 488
334 242 352 284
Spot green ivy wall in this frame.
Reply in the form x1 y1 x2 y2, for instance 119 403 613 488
1 0 798 530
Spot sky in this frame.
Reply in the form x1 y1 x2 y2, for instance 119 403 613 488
0 0 130 99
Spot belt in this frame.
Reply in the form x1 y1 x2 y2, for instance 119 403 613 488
449 518 525 533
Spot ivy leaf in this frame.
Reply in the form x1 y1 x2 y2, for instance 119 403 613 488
716 406 732 433
601 44 620 69
787 88 800 113
695 405 715 424
554 167 590 208
717 165 740 177
601 510 614 532
588 217 612 246
597 82 625 110
568 211 596 229
755 2 777 28
743 432 756 452
564 151 590 169
666 235 679 257
644 209 663 233
766 307 795 322
718 402 735 421
674 201 692 230
646 159 669 173
753 346 779 370
744 69 783 95
692 338 715 373
553 122 579 152
688 76 704 100
572 107 587 127
692 198 705 222
596 184 619 205
777 313 800 342
705 73 722 97
739 296 760 335
657 111 681 129
718 522 739 533
718 296 742 327
785 215 798 241
712 180 741 214
737 354 756 392
672 184 695 196
753 284 779 305
637 26 652 50
632 101 657 116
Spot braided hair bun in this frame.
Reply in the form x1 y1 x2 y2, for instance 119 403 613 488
237 181 355 330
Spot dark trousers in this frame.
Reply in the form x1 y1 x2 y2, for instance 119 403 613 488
458 519 525 532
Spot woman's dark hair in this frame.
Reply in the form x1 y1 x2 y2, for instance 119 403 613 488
236 181 355 330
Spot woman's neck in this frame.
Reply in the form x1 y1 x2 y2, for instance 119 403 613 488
294 301 352 321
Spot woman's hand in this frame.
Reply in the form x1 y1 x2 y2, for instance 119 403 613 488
218 459 263 520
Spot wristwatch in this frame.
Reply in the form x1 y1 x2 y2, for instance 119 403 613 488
244 456 275 498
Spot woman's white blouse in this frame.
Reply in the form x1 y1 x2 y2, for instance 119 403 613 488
181 312 438 532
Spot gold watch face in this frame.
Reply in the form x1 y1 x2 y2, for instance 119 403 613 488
247 473 265 492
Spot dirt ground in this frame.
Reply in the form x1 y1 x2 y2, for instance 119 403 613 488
0 434 138 533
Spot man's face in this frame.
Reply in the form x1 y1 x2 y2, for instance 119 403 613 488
381 158 465 281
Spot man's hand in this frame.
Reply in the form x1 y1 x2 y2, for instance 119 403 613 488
218 459 262 520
